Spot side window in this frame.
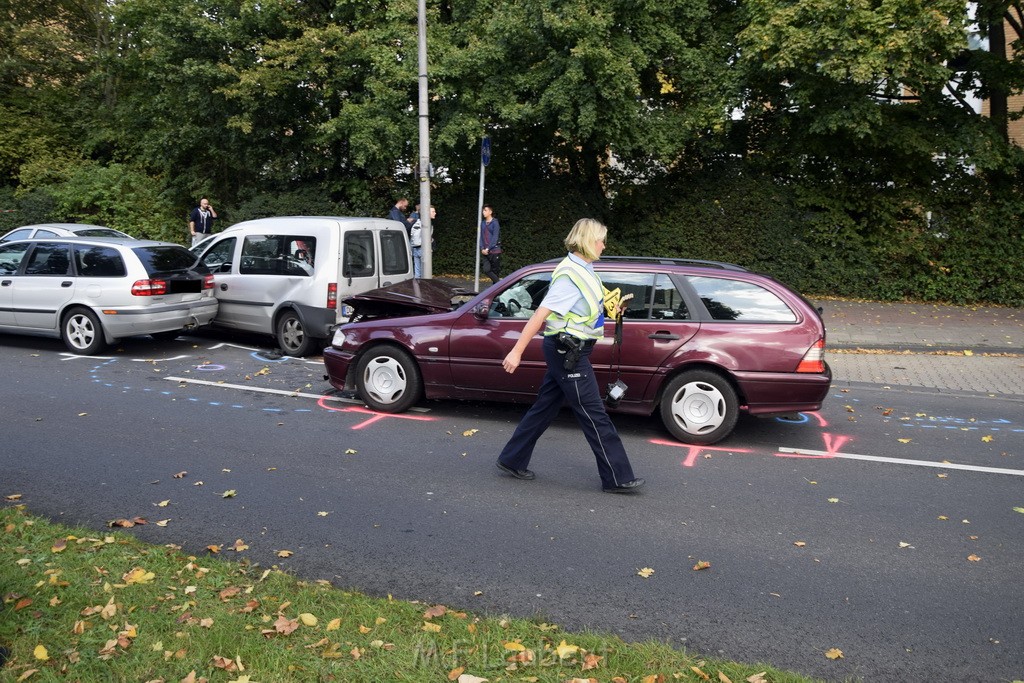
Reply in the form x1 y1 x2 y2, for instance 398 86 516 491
200 237 236 274
687 276 797 322
35 229 58 238
489 272 551 319
651 274 690 320
239 234 313 276
0 242 31 274
24 243 72 276
380 230 410 275
1 228 33 243
73 245 127 277
598 272 660 320
343 231 375 278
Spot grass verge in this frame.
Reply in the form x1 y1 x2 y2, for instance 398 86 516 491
1 504 817 682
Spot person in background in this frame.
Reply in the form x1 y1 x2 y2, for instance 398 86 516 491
408 204 437 278
189 198 218 246
495 218 644 494
479 204 502 283
389 198 412 230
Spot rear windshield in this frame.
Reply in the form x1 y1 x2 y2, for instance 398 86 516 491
132 246 203 276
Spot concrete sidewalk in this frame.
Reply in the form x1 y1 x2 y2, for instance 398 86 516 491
812 298 1024 398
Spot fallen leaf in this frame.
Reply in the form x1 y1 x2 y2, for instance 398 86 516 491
222 490 237 498
422 622 441 632
327 618 341 631
504 641 526 651
637 567 655 578
828 497 840 503
456 675 489 683
462 429 479 437
719 672 734 683
33 645 49 661
1013 507 1024 515
230 539 248 552
299 613 318 627
982 435 993 443
746 673 768 683
277 550 294 558
123 567 155 584
156 500 170 507
424 604 447 619
825 648 844 659
967 554 981 562
173 471 187 478
899 542 913 549
582 653 602 670
693 560 711 571
691 665 711 680
317 511 330 517
555 640 579 659
897 438 912 444
344 449 357 454
793 541 807 547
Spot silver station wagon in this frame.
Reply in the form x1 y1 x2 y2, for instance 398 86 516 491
0 237 218 354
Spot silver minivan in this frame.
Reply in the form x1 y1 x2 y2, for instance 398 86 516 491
191 216 413 356
0 237 218 354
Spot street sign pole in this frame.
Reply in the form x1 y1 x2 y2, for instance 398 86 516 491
474 136 490 292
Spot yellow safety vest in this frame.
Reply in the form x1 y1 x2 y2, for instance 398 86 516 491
544 257 605 340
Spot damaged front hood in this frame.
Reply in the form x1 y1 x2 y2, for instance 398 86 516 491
342 278 474 320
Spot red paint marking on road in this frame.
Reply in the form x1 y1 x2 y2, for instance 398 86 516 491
316 397 435 429
775 431 851 459
807 411 828 427
649 439 753 467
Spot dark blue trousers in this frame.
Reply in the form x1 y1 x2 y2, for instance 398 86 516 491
498 335 637 488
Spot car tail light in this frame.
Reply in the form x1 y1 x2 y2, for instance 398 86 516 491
796 339 825 373
203 274 215 290
327 283 337 310
131 279 168 296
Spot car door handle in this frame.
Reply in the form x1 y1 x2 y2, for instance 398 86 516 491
62 281 73 287
648 331 681 340
220 283 228 291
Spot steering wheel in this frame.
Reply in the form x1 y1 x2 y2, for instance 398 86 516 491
507 299 522 316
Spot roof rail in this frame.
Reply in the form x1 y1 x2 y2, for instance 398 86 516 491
597 256 748 272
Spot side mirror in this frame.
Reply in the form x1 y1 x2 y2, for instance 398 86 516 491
472 302 490 321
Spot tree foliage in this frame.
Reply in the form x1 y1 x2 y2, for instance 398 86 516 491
0 0 1022 304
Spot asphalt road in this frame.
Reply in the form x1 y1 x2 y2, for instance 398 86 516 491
2 332 1022 682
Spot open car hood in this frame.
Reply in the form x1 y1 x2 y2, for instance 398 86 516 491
342 279 475 320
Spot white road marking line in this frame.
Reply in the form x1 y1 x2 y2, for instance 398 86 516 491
165 376 354 403
778 447 1024 477
163 376 431 413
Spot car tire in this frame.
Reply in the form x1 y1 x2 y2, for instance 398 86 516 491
61 307 107 355
150 330 181 342
276 309 317 357
355 345 422 413
660 369 739 445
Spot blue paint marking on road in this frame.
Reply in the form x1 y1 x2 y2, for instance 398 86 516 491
775 413 810 424
84 357 329 418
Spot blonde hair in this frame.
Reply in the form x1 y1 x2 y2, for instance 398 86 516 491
564 218 608 261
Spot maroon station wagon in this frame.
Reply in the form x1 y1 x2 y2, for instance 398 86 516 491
323 257 832 444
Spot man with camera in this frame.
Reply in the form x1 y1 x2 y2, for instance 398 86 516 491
495 218 644 494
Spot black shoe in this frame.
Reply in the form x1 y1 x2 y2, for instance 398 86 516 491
602 478 645 493
496 461 536 480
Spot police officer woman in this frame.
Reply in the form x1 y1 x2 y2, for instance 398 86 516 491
495 218 644 493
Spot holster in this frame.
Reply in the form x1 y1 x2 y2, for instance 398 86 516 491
556 332 585 371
